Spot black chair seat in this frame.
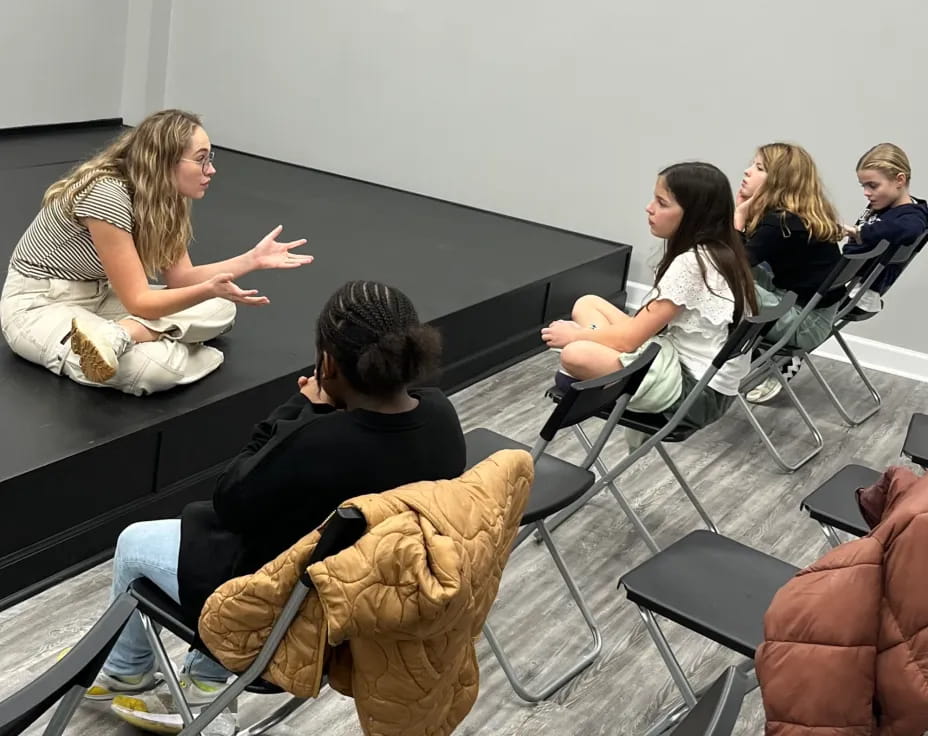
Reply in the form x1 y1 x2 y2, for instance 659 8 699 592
128 579 285 695
619 530 798 658
800 464 879 538
841 308 876 322
618 411 696 442
545 385 694 442
903 413 928 467
464 428 595 525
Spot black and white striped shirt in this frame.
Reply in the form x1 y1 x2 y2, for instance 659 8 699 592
9 177 134 281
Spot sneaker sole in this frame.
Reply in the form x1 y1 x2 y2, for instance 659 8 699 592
746 384 783 404
70 318 118 383
111 697 182 734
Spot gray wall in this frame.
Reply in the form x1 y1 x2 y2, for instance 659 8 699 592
162 0 928 352
3 0 924 352
0 0 127 127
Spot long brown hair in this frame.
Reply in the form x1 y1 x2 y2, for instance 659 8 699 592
744 143 843 243
652 162 758 325
43 109 202 276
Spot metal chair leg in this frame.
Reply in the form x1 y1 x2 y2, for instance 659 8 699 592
546 426 661 554
654 444 718 533
41 684 84 736
237 697 307 735
818 521 843 548
806 339 881 426
139 613 195 726
637 606 698 708
737 370 824 472
485 520 602 702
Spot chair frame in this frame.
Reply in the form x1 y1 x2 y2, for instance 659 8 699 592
809 231 928 426
544 297 796 548
0 594 139 736
130 507 367 736
737 241 888 472
474 344 662 701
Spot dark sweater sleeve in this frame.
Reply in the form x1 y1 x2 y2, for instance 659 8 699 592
857 209 926 249
212 395 336 532
744 219 784 267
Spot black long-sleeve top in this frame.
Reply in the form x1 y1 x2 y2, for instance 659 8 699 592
177 388 466 625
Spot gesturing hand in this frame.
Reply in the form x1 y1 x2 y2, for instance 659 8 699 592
207 272 270 305
249 225 313 271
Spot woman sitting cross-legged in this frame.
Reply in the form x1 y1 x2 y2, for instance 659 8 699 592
542 161 758 443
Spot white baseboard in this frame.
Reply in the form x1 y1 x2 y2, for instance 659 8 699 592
625 279 928 384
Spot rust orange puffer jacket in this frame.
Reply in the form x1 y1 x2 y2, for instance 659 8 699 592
756 466 928 735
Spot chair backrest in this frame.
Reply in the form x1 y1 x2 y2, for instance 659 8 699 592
297 507 367 588
538 342 661 442
712 292 797 369
670 666 749 736
309 507 367 565
816 239 889 300
886 227 928 276
0 593 139 736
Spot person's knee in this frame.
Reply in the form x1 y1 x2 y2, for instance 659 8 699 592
571 294 599 318
560 340 599 374
212 299 236 330
114 522 147 561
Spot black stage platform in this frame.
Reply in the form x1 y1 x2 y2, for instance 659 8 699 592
0 124 632 609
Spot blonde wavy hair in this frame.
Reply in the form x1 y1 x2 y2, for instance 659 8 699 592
43 109 202 276
857 142 912 185
744 142 843 243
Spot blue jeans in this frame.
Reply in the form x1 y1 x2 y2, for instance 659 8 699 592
102 519 231 683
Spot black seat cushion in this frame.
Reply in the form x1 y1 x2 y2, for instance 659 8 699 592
800 464 879 538
903 413 928 468
619 530 799 658
618 411 696 442
544 385 693 442
464 428 595 525
128 578 285 695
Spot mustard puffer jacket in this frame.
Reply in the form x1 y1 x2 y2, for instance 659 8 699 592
198 449 532 736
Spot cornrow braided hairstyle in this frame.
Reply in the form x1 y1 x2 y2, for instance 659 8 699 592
316 280 442 395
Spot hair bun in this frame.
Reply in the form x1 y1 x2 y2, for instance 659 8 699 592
354 326 441 393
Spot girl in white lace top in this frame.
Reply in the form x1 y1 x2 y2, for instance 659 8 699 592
541 162 757 430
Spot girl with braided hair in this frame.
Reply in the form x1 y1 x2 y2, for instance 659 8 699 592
82 280 466 710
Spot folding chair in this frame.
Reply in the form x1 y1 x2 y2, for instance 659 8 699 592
127 506 367 736
737 240 889 472
0 594 138 736
801 412 928 546
671 666 750 736
805 231 927 426
463 343 660 701
618 530 799 735
543 296 796 548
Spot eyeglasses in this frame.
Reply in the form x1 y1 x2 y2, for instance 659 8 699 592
180 149 215 173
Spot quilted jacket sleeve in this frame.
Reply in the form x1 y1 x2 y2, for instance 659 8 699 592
755 539 882 735
309 511 472 644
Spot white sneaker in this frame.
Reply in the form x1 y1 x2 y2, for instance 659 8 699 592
70 317 120 383
85 669 161 700
178 674 230 707
746 377 782 404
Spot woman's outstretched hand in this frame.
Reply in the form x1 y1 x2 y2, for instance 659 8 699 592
249 225 313 271
207 272 270 305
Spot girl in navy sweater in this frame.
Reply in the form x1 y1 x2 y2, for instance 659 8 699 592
844 143 928 312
